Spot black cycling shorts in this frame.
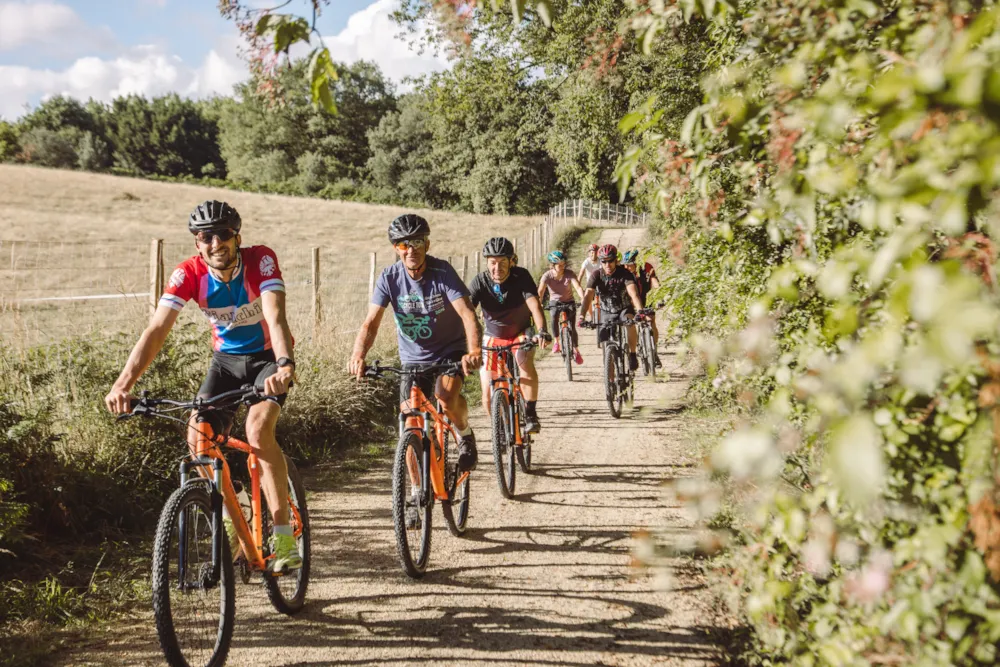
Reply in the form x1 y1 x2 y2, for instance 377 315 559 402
399 350 465 406
197 350 287 434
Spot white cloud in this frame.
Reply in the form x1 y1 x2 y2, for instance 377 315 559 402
0 0 447 119
0 1 116 55
0 42 246 119
326 0 450 86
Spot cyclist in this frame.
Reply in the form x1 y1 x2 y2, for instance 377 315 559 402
104 200 301 573
623 249 662 368
537 250 585 365
348 214 481 490
578 243 645 372
579 243 601 323
469 237 550 434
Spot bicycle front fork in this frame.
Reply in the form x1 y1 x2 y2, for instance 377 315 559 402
177 456 224 590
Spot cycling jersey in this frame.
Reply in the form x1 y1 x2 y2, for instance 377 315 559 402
159 246 286 354
632 262 658 306
579 257 600 282
587 265 636 313
469 267 539 339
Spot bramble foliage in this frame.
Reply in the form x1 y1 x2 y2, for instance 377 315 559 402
611 0 1000 662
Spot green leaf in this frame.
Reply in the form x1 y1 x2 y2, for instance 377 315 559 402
254 14 275 36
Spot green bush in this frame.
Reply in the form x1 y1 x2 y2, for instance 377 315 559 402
18 128 79 169
614 0 1000 663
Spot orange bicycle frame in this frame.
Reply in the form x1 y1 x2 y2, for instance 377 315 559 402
401 387 469 500
489 349 526 445
188 421 303 573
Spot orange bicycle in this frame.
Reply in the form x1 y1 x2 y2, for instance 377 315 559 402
120 386 310 667
483 338 539 498
364 361 471 578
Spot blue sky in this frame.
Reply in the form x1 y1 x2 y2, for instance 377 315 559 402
0 0 448 120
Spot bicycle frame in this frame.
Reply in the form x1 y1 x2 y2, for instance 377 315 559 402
184 422 304 575
488 347 527 446
398 387 469 501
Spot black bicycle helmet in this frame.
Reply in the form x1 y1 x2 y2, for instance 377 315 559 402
388 214 430 243
482 236 515 258
188 200 241 235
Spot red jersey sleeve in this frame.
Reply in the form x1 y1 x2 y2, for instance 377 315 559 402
247 246 285 294
159 258 198 312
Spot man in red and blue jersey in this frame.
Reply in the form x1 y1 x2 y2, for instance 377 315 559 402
104 200 302 572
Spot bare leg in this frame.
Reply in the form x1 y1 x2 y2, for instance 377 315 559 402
246 401 289 526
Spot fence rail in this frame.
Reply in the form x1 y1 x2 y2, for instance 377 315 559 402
0 200 647 346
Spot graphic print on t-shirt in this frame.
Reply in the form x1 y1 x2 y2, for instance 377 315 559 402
394 290 446 341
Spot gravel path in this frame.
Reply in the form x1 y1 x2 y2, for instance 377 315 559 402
61 228 722 666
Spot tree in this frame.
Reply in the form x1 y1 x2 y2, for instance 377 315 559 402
106 94 224 177
218 60 396 191
0 122 18 162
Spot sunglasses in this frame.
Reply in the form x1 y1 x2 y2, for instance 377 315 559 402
394 238 427 252
600 259 617 264
196 229 236 244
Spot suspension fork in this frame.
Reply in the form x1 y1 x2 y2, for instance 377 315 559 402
422 412 433 503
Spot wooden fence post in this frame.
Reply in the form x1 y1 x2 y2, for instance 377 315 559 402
368 252 377 300
311 247 322 335
8 241 15 271
461 255 469 282
474 251 481 275
148 238 163 313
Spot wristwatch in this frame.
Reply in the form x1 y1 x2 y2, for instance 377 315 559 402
276 357 296 370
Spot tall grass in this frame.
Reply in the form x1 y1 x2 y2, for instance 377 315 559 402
0 317 398 664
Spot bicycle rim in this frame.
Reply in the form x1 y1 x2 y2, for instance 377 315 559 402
152 482 234 667
263 455 311 614
644 328 657 378
392 431 431 578
491 390 515 498
604 345 622 418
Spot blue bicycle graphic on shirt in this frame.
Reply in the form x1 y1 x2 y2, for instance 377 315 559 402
396 313 433 341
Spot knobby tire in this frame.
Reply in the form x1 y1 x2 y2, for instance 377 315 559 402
491 390 516 498
152 480 234 667
262 455 311 615
392 431 432 578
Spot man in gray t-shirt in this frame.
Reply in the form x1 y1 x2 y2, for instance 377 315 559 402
349 214 482 486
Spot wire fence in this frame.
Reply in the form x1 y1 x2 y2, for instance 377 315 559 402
0 201 647 347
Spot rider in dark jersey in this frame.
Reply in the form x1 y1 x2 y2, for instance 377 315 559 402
578 243 645 371
468 237 550 434
623 249 662 368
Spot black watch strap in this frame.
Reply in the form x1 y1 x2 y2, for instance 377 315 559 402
276 356 296 369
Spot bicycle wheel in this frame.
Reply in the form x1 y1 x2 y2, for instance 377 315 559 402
442 425 470 536
604 344 623 419
562 327 573 382
262 455 311 615
643 327 657 378
638 329 651 376
491 389 516 498
152 480 234 667
392 431 432 578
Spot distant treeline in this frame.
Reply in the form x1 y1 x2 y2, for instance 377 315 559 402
0 51 668 215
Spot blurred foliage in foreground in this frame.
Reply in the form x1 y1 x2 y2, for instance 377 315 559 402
611 0 1000 662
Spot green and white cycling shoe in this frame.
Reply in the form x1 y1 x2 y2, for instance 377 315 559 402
270 533 303 573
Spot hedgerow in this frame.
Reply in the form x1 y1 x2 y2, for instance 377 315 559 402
615 0 1000 662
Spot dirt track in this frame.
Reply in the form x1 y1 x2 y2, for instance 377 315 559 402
61 228 722 666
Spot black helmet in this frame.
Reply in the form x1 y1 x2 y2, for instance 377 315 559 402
388 214 430 243
188 200 241 235
482 236 515 258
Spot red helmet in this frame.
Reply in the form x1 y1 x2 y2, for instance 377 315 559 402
597 244 618 260
588 243 599 252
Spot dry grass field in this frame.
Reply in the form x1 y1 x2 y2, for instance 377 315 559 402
0 165 544 345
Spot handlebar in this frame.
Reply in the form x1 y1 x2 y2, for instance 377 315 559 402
482 337 543 353
117 385 270 422
550 302 580 310
363 360 465 379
